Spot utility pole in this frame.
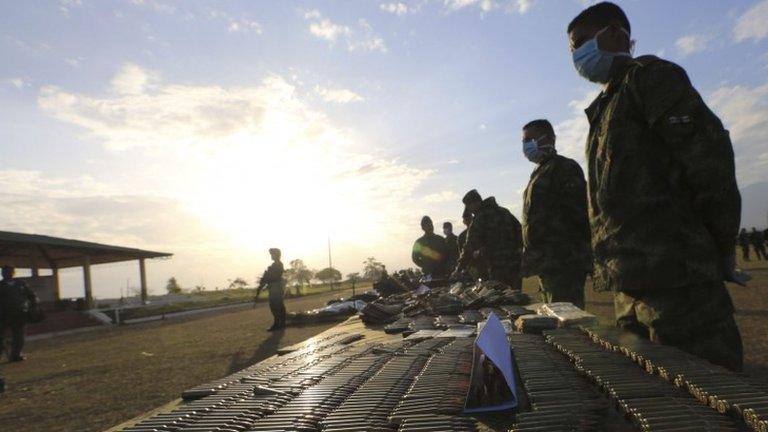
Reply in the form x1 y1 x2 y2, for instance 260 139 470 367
328 236 334 290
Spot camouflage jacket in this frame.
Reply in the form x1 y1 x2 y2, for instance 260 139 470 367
585 55 740 292
412 233 447 277
260 261 285 295
0 279 37 319
457 197 522 275
522 153 591 276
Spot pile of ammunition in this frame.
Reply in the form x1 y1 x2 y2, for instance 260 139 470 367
584 327 766 432
320 338 451 431
390 339 475 424
545 328 746 431
510 333 613 432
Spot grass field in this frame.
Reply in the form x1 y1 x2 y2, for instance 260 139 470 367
0 260 766 432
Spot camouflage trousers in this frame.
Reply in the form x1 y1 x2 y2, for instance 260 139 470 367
268 283 286 329
538 271 586 309
614 281 743 372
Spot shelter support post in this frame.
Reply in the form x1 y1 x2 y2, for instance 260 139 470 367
83 256 93 308
53 267 60 301
139 258 148 304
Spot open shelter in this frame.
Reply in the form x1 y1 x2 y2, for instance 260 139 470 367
0 231 172 306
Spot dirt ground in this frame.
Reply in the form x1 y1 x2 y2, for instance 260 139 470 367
0 287 360 432
1 259 766 432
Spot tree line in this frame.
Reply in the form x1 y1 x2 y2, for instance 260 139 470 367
165 257 388 295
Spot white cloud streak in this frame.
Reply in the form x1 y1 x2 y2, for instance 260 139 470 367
380 2 410 15
733 0 768 42
304 10 387 52
315 86 365 103
675 34 709 56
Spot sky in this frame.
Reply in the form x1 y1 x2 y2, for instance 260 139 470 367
1 0 768 299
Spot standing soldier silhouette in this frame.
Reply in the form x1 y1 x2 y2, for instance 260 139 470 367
750 227 766 260
256 248 286 331
567 2 744 370
738 228 751 261
520 119 591 309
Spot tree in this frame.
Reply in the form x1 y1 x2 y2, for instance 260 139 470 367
347 272 361 295
194 284 206 293
315 267 342 285
166 277 182 294
362 257 385 281
286 259 314 295
228 278 248 290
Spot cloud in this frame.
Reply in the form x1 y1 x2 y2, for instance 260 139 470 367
443 0 533 14
37 64 430 272
733 0 768 42
675 34 709 56
554 89 600 169
309 19 352 42
59 0 82 15
109 63 158 95
423 190 459 203
209 9 263 35
65 57 83 67
127 0 176 15
304 10 387 52
315 86 365 103
227 19 263 34
707 82 768 187
380 2 410 15
3 77 27 90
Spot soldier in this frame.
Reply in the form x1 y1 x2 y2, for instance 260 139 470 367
520 119 591 309
256 248 286 331
567 2 744 370
750 227 766 260
452 189 522 289
0 266 38 361
411 216 447 279
443 222 460 274
458 209 472 250
738 228 751 261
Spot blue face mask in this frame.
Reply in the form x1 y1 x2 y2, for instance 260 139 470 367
572 27 632 83
522 138 553 164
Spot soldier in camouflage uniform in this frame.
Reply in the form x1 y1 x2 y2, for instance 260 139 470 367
750 227 766 260
442 222 460 275
256 248 286 331
567 2 744 371
412 216 448 279
452 189 522 289
737 228 751 261
520 119 591 309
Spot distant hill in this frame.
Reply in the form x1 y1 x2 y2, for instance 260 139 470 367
741 182 768 229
